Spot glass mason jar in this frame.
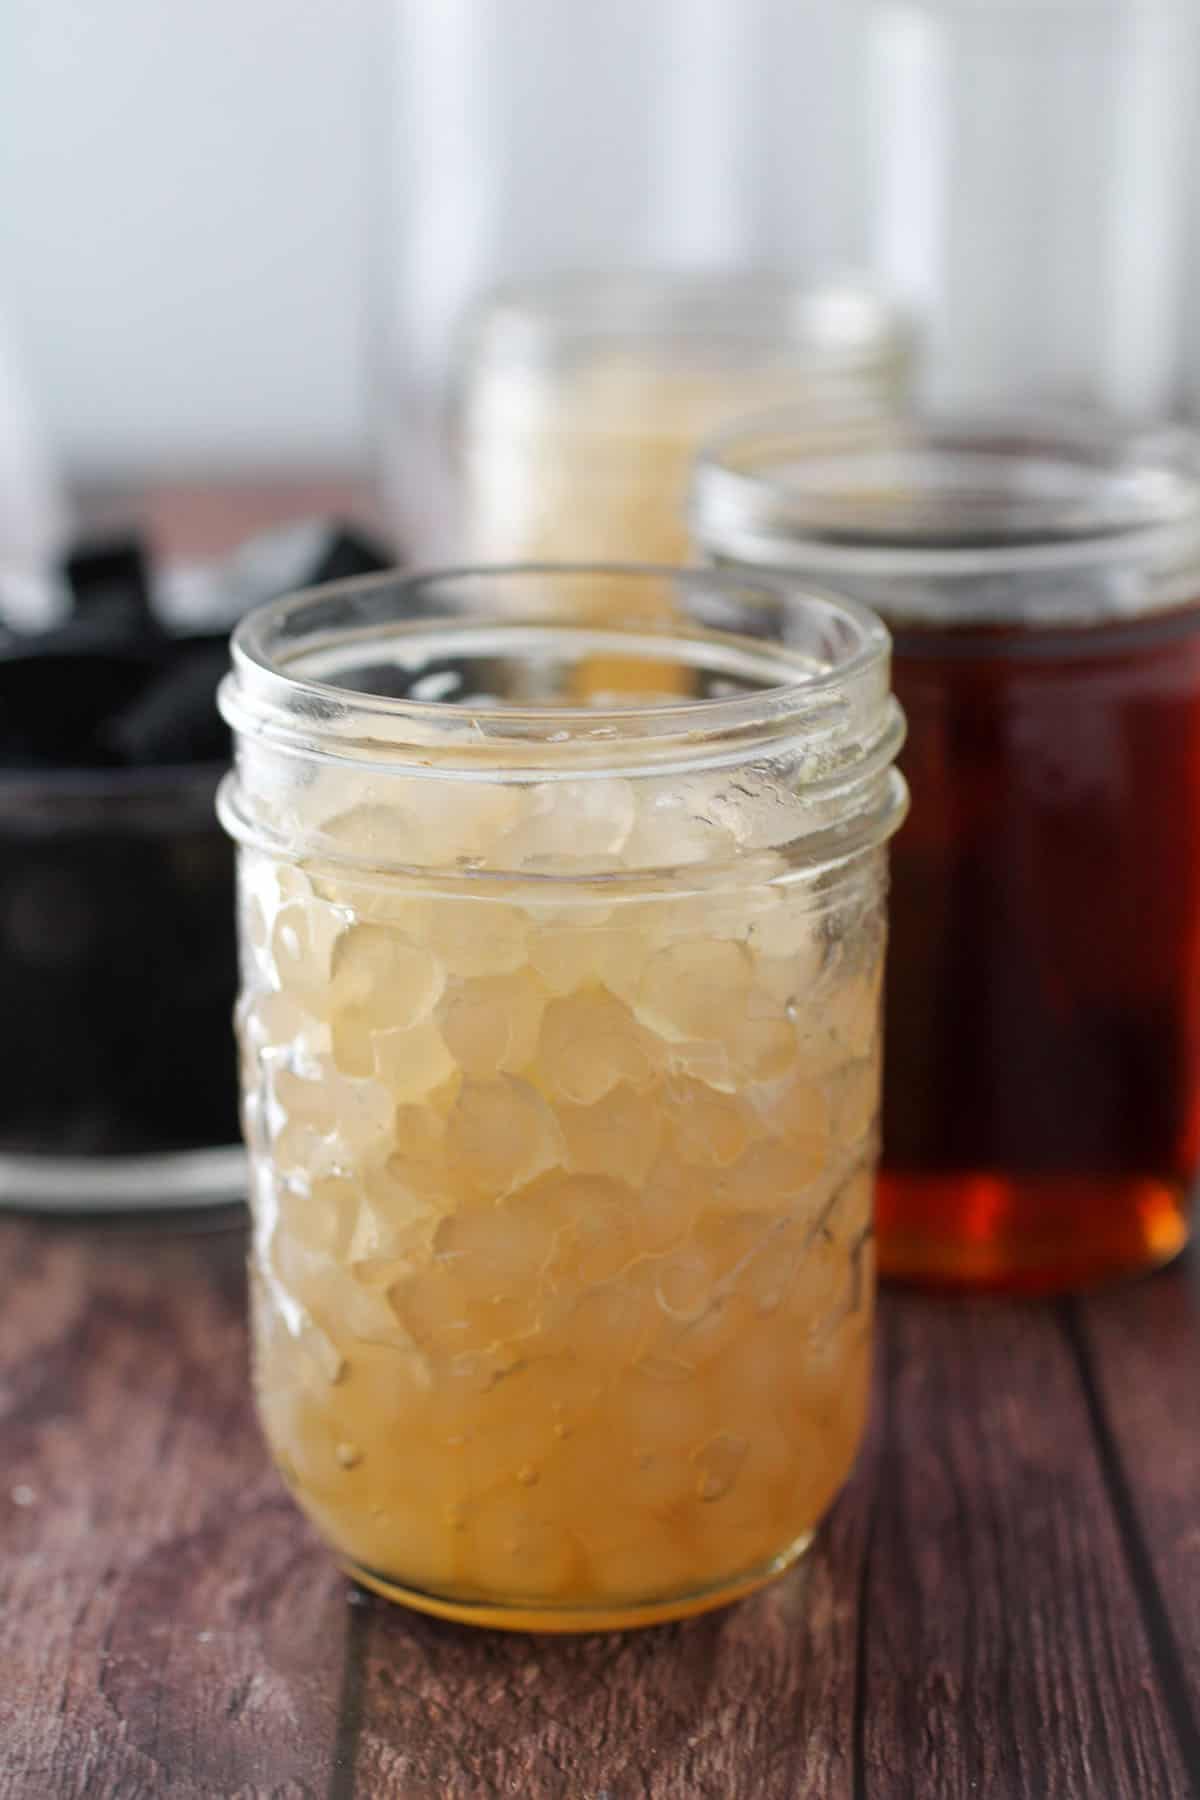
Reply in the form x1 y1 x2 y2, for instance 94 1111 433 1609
218 565 906 1631
692 412 1200 1293
458 273 913 570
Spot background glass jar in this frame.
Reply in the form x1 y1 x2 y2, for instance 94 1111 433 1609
457 273 913 571
218 565 906 1631
693 413 1200 1293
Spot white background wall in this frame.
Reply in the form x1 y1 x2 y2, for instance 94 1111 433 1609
0 0 378 477
0 0 866 482
3 0 1199 488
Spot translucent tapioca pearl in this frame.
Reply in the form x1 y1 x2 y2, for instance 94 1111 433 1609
319 1343 435 1452
553 1278 656 1372
239 856 311 957
712 1133 829 1216
621 782 739 871
321 779 526 868
666 1038 737 1093
749 1065 832 1163
547 1173 641 1285
285 1312 348 1393
662 1078 753 1167
437 968 547 1077
445 1076 565 1198
528 921 626 993
239 989 328 1063
432 1191 559 1289
527 919 646 997
320 1266 418 1352
311 863 435 935
269 1064 395 1165
726 1015 802 1080
387 1259 477 1351
558 1084 663 1187
689 1207 781 1282
325 936 447 1072
637 1154 700 1255
370 1019 458 1101
635 938 755 1043
330 925 445 1028
269 898 343 1000
342 1169 443 1275
274 1173 360 1259
390 1259 538 1356
604 1359 711 1465
426 898 530 978
268 1058 394 1188
746 890 830 968
739 1217 812 1319
328 1007 377 1079
536 988 658 1104
658 1291 754 1374
653 1244 716 1324
492 778 637 867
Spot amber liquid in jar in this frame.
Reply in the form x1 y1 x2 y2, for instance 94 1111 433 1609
881 605 1200 1292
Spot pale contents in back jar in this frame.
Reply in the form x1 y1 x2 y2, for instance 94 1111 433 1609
236 770 881 1627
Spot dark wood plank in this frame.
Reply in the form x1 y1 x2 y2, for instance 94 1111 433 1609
5 1202 1200 1799
346 1372 884 1800
859 1295 1192 1800
1070 1257 1200 1780
0 1214 347 1800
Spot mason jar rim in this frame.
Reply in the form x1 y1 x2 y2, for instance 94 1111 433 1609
220 564 894 776
691 410 1200 588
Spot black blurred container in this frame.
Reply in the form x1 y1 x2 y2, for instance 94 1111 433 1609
0 522 393 1209
0 759 243 1206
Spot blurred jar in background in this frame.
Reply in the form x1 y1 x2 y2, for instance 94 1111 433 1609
868 0 1199 417
694 410 1200 1294
457 272 912 570
378 0 883 558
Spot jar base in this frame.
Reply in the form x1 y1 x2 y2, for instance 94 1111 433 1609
340 1530 815 1634
877 1169 1190 1295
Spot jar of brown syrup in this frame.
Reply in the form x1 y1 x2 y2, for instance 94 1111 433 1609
692 414 1200 1292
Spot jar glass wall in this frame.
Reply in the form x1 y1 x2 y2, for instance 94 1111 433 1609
693 413 1200 1293
218 566 906 1629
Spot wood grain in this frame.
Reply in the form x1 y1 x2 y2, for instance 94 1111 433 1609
859 1295 1193 1800
1070 1260 1200 1781
345 1386 880 1800
2 1208 1199 1800
0 1214 347 1800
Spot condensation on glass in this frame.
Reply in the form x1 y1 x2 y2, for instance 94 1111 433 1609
693 411 1200 1292
218 565 906 1630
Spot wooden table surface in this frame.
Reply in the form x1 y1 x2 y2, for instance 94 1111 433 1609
3 1208 1198 1800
